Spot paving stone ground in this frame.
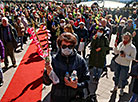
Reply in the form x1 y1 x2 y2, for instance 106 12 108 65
0 35 133 102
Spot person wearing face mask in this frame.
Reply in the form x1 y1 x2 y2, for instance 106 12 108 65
99 18 111 39
122 19 135 35
88 27 110 100
59 19 66 34
111 32 137 96
117 20 126 44
43 32 90 102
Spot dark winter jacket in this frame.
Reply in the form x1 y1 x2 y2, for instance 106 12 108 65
131 63 138 94
0 23 17 48
89 23 97 40
0 40 5 59
75 26 89 43
117 25 124 44
133 29 138 49
133 78 138 94
44 50 90 102
89 35 110 68
133 29 138 59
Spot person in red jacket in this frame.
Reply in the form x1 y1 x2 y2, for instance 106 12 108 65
74 12 85 27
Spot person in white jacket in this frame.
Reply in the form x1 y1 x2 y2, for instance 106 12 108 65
111 32 137 96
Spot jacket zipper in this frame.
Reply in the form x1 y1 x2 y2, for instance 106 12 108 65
66 56 69 71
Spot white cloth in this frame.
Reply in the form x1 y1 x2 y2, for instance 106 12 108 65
49 70 60 84
78 42 85 51
114 42 137 67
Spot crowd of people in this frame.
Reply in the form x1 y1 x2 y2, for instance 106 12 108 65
0 1 138 102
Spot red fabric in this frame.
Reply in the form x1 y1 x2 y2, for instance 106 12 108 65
1 34 46 102
74 17 85 27
123 41 129 46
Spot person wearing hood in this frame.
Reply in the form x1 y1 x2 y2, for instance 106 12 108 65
43 32 90 102
111 32 137 96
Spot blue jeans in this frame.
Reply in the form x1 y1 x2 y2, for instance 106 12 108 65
129 93 138 102
92 67 103 80
113 62 129 88
88 67 103 95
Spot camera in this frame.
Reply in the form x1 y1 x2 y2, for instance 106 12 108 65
120 50 124 54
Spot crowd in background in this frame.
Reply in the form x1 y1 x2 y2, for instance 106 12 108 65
0 1 138 102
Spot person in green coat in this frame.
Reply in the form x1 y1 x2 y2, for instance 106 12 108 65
88 27 110 99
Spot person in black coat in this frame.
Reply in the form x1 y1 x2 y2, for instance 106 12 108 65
0 17 17 68
129 63 138 102
133 19 138 60
75 22 89 59
43 32 90 102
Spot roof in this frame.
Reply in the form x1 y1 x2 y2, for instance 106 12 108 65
77 0 126 8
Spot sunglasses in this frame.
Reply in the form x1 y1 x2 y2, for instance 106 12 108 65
62 44 74 49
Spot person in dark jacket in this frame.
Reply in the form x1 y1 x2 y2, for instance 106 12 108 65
129 63 138 102
75 22 89 59
43 32 90 102
117 20 126 44
100 18 111 39
133 19 138 60
0 17 17 68
88 27 110 98
0 40 5 86
122 19 135 35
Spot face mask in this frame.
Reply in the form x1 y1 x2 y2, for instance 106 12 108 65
61 47 73 56
97 32 103 37
60 23 65 27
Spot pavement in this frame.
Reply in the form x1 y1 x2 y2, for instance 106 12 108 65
0 35 133 102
